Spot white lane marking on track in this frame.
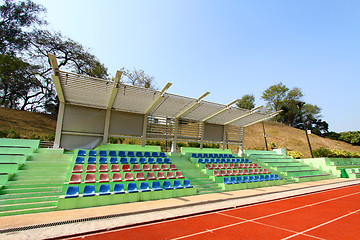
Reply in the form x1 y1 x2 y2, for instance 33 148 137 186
170 191 360 240
281 208 360 240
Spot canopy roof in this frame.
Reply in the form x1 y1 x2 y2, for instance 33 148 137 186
53 67 279 128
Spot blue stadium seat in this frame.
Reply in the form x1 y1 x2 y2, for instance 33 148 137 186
77 150 86 156
110 157 118 164
136 152 143 157
89 150 97 156
198 159 204 164
152 152 159 157
144 152 151 157
240 159 245 163
173 180 184 189
260 175 265 181
198 154 203 158
242 176 249 183
127 151 135 157
119 151 126 157
269 174 275 180
264 175 270 181
114 184 125 194
127 183 138 193
223 154 228 158
109 151 117 157
209 154 214 158
274 174 282 180
245 158 249 163
203 154 208 158
230 176 238 184
214 154 219 158
99 150 107 157
160 152 166 157
139 158 147 164
216 159 221 163
223 177 232 184
204 159 210 163
65 186 79 198
75 157 84 164
130 157 137 164
87 157 96 164
183 180 193 188
99 184 111 195
156 158 163 164
163 181 173 190
192 153 197 158
140 182 151 192
210 158 216 163
236 176 244 183
164 158 171 164
151 181 162 191
120 157 128 164
148 158 155 164
99 157 107 164
254 175 260 182
248 176 255 182
83 185 95 197
219 154 223 158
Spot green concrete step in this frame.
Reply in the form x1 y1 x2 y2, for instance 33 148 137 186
0 191 61 200
0 196 58 205
0 200 57 212
0 186 62 194
7 179 64 185
0 206 56 217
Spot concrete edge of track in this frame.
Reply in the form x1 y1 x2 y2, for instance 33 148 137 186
1 178 360 240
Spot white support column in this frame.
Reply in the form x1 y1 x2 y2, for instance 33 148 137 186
171 118 179 152
222 125 227 150
141 114 148 147
102 109 111 145
200 122 205 149
54 102 65 149
103 71 122 145
238 127 245 156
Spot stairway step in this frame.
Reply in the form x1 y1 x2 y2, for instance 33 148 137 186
1 186 62 194
0 206 57 217
0 200 57 212
0 191 61 200
0 196 58 205
5 183 63 189
8 179 65 185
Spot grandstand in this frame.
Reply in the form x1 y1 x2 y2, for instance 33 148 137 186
0 55 359 239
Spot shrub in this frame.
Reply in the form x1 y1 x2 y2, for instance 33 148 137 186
8 130 20 139
108 137 125 144
203 143 220 148
0 130 9 138
128 140 136 145
188 142 200 148
269 142 277 150
30 134 40 139
287 151 303 159
312 147 334 158
177 142 187 148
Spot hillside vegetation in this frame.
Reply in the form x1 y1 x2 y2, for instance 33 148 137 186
1 107 359 158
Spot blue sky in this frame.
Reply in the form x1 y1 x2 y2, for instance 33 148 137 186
35 0 360 132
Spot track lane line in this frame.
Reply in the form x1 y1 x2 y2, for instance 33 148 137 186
170 191 360 240
281 208 360 240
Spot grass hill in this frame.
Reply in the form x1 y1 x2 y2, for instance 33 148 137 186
1 107 359 157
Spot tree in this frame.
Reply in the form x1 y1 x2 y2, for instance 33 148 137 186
236 94 255 110
120 68 156 89
0 0 46 55
261 82 289 112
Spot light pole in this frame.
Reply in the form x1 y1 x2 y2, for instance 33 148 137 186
297 102 314 158
262 121 269 151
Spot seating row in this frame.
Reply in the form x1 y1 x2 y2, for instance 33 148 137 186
72 164 178 173
75 157 171 164
192 153 236 158
205 163 260 169
66 180 194 198
69 171 185 184
213 168 270 177
197 158 250 164
77 150 166 158
223 174 282 185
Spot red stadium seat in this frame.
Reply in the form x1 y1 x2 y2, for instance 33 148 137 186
132 164 141 172
111 165 120 172
85 174 95 183
142 164 151 171
161 164 169 171
69 174 81 184
157 172 166 180
166 171 175 179
124 172 134 181
99 173 109 182
175 171 185 179
152 164 160 171
99 164 108 172
72 165 83 173
112 173 122 182
122 164 131 172
169 164 177 170
86 165 96 173
146 172 156 180
214 170 221 177
136 172 146 181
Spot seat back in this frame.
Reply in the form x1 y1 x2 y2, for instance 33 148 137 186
113 183 125 194
99 164 108 172
151 181 162 191
127 182 138 193
65 186 79 198
162 181 173 190
99 150 107 156
99 173 109 182
87 157 96 164
86 164 96 172
89 150 97 156
77 150 86 156
72 165 83 173
112 173 122 182
85 174 95 183
140 182 150 192
110 157 118 164
75 157 85 164
69 174 81 184
99 157 107 164
99 184 110 195
83 185 95 197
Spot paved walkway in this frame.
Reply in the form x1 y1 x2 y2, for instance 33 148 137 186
0 178 359 240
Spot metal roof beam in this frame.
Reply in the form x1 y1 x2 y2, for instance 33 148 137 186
48 54 65 103
242 110 282 127
144 82 172 115
201 99 239 122
175 91 210 119
224 105 263 125
107 71 123 109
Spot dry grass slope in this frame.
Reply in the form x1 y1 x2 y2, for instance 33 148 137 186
1 107 359 157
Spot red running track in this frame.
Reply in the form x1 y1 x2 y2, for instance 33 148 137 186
69 184 360 240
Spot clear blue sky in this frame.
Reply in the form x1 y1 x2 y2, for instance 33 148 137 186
35 0 360 132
